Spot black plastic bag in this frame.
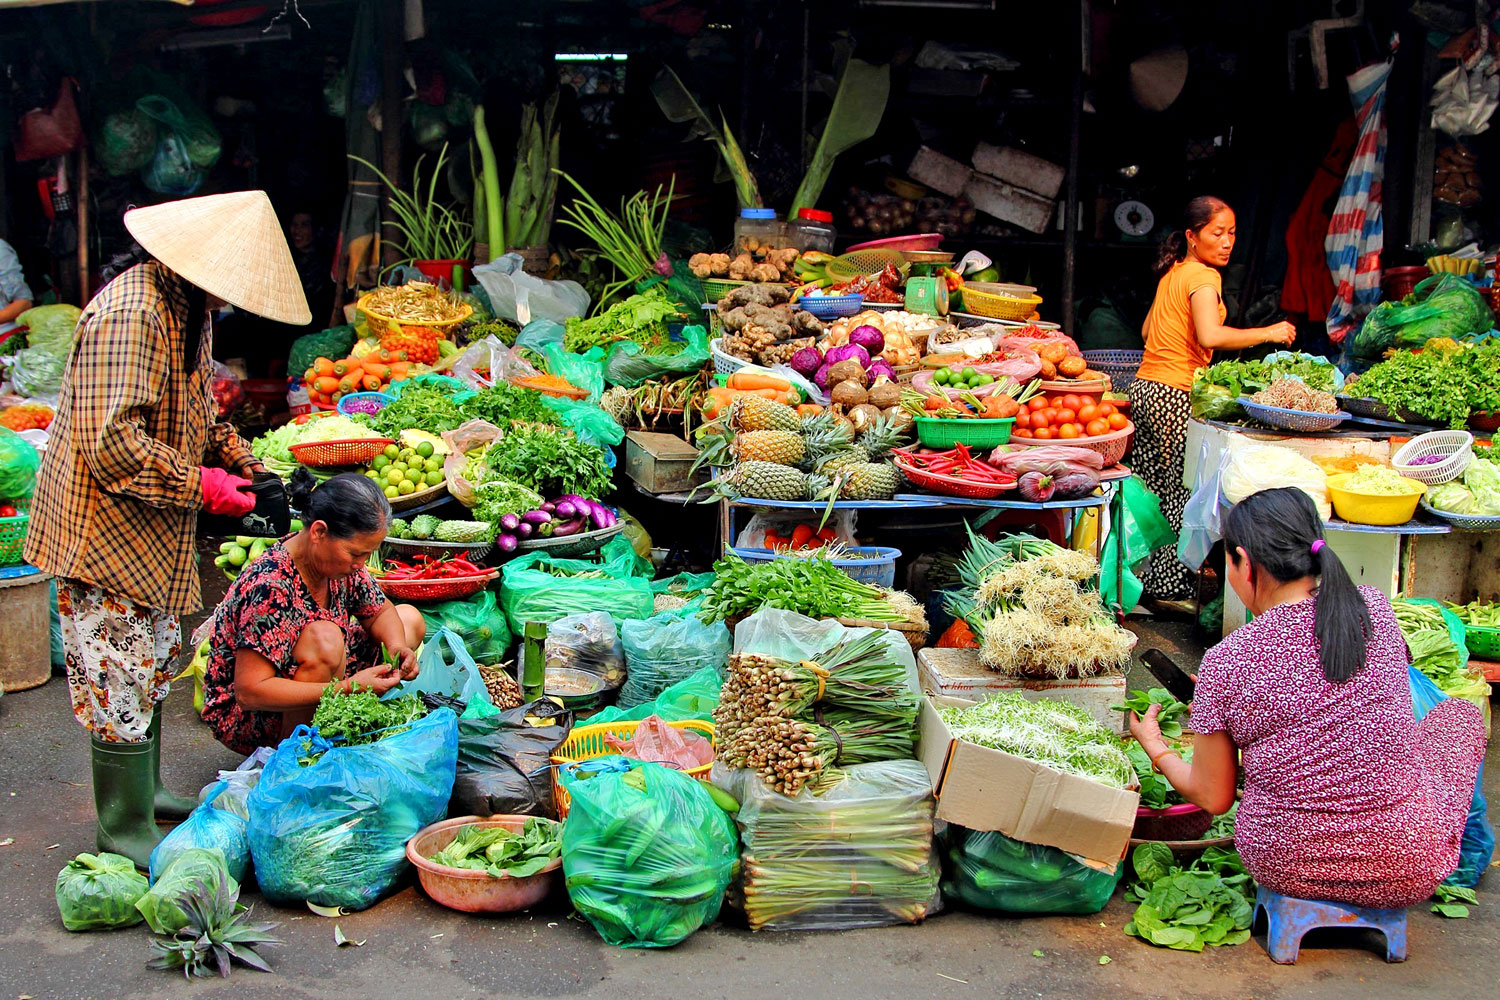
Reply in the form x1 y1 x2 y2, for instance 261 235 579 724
449 699 573 819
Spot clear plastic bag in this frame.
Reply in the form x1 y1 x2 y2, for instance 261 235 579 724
246 709 458 910
440 418 505 507
499 550 655 633
715 759 941 931
560 759 737 948
418 591 513 663
472 253 590 326
541 343 605 401
404 628 490 705
55 852 148 932
618 613 731 708
135 848 236 934
588 665 721 725
451 334 540 390
539 393 625 449
206 747 274 819
734 510 857 549
546 613 625 685
941 826 1123 914
149 781 251 884
732 607 918 693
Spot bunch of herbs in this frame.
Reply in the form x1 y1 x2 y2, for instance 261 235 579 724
373 386 466 437
482 425 613 499
459 383 562 428
428 818 561 878
305 685 427 758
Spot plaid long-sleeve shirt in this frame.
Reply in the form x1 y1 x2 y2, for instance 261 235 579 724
25 262 257 614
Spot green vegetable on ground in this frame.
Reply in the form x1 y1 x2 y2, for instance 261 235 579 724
428 819 561 878
1124 842 1254 952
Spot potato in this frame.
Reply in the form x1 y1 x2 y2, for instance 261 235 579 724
1039 358 1058 379
1037 342 1069 365
1058 355 1088 378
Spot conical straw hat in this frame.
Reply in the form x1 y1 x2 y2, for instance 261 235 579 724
124 190 312 326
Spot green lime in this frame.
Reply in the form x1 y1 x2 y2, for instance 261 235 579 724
934 368 951 385
424 470 444 487
371 455 390 470
397 479 416 496
366 470 380 481
976 374 994 386
424 457 442 473
385 468 403 485
384 485 400 498
383 444 399 460
416 441 435 458
962 367 978 380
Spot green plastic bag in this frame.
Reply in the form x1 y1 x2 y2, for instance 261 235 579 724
419 591 513 663
618 614 731 708
288 325 358 378
137 89 221 169
942 827 1123 915
135 848 238 934
1351 274 1495 362
560 759 737 948
500 548 655 633
541 343 606 401
0 427 40 499
95 109 158 176
604 326 711 388
541 394 625 448
55 852 149 931
1102 476 1177 614
588 665 722 725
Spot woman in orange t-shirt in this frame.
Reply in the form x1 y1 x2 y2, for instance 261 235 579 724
1133 197 1296 600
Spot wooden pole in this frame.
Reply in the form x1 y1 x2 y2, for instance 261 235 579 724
377 0 404 269
76 147 90 303
1060 0 1085 334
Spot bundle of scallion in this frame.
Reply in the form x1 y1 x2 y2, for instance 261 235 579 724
554 171 673 306
937 693 1135 789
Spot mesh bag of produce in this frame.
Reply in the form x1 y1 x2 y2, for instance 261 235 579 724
55 852 149 932
941 826 1124 914
560 758 737 948
617 612 730 708
419 591 513 664
247 709 457 910
716 759 940 931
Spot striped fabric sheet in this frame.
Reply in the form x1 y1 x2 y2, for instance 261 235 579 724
1324 57 1393 344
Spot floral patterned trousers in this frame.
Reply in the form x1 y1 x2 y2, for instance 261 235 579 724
58 578 180 743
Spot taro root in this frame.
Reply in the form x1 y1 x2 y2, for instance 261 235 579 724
831 379 869 408
866 378 902 409
827 359 869 387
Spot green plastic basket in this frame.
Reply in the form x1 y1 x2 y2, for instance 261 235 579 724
914 416 1015 449
0 513 28 567
1467 623 1500 661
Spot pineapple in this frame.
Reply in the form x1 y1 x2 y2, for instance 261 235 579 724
708 462 828 501
729 395 801 432
800 411 855 465
816 448 870 475
146 864 280 979
836 462 903 500
856 415 911 462
731 430 806 466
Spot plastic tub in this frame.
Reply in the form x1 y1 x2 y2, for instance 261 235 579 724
735 207 784 253
788 208 837 252
914 415 1015 449
1325 473 1426 526
729 545 900 588
1467 624 1500 660
406 815 562 914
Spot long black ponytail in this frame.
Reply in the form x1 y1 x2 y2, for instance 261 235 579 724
1152 195 1231 278
1222 487 1370 683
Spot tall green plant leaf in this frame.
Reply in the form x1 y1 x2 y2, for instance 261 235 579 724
651 66 762 209
791 58 890 214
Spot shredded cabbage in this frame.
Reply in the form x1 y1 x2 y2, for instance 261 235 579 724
1342 464 1422 496
295 414 376 444
1221 444 1330 520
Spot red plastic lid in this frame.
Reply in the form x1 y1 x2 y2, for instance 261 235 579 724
797 209 834 223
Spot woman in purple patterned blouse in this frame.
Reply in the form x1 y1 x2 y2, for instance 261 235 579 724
1128 488 1485 907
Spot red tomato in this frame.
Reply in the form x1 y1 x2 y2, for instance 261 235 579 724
1085 418 1110 437
1033 427 1053 439
1098 402 1117 418
1055 407 1077 424
1108 413 1129 430
1078 404 1099 422
1015 411 1032 428
0 505 15 517
1014 427 1034 438
1058 423 1080 439
1061 394 1083 411
1030 411 1050 429
1028 396 1048 412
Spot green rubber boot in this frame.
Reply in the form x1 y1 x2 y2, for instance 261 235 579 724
91 737 162 870
149 707 197 821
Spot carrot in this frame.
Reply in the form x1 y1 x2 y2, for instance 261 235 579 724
362 374 383 392
388 362 413 377
314 376 340 395
314 357 336 377
797 403 824 417
753 388 784 401
728 371 792 392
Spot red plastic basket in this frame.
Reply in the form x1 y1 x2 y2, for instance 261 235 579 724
1133 802 1214 841
375 570 497 603
893 457 1016 499
289 437 395 468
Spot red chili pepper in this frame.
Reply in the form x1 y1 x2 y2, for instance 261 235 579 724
448 558 483 574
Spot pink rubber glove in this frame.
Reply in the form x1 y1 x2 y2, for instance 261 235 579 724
200 467 256 516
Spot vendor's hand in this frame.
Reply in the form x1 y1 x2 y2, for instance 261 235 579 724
344 663 401 696
1262 321 1296 346
390 645 419 681
200 467 257 516
1128 702 1165 752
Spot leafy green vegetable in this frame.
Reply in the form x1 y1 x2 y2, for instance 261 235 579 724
471 479 545 524
305 685 427 757
289 325 358 377
459 383 562 428
429 818 561 878
698 552 908 626
1113 688 1188 738
1392 599 1468 689
1191 355 1339 420
1124 844 1255 952
463 317 519 346
563 287 683 354
1123 739 1194 809
935 692 1136 789
373 387 466 437
1346 349 1472 428
482 425 612 499
1432 883 1476 918
1204 801 1238 840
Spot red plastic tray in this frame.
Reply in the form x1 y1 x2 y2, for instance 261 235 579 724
893 457 1016 499
845 233 944 253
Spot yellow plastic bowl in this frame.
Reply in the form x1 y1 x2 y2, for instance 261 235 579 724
1325 473 1426 525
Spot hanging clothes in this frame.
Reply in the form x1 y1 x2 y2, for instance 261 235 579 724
1282 117 1356 324
333 0 383 292
1324 56 1393 344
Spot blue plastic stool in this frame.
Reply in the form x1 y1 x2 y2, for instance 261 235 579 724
1253 887 1408 964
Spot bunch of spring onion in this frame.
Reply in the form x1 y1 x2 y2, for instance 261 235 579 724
937 693 1135 789
698 553 911 626
554 170 673 305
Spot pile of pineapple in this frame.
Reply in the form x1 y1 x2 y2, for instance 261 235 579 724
701 394 912 502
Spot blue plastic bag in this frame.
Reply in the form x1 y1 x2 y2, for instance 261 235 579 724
1409 666 1493 888
400 628 488 705
247 709 459 910
149 781 249 884
618 614 731 708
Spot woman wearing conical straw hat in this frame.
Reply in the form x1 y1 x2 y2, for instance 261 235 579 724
25 190 311 868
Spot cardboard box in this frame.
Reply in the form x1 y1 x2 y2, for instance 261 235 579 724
907 146 972 199
918 695 1138 866
624 431 706 495
917 648 1127 728
972 143 1065 200
963 173 1055 234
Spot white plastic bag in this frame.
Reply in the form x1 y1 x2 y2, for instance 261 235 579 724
734 510 858 549
1177 440 1228 571
450 335 539 390
1220 444 1330 520
471 253 590 326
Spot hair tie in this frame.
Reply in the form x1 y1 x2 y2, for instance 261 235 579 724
1310 539 1326 555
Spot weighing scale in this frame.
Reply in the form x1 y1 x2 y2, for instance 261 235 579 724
902 250 954 317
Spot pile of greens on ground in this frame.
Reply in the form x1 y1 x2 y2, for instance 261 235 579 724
1125 843 1254 952
482 425 612 499
937 693 1135 789
563 287 682 353
1190 355 1340 420
459 382 562 428
373 386 466 437
303 684 427 761
428 819 561 878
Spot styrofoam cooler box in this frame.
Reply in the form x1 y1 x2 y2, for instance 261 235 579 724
916 648 1126 728
962 174 1055 234
972 143 1065 199
907 146 972 198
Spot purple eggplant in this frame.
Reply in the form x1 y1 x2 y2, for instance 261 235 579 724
554 500 578 519
515 522 535 538
495 533 519 553
552 518 585 537
541 501 557 514
587 503 612 530
1051 471 1100 500
499 513 520 532
520 509 552 525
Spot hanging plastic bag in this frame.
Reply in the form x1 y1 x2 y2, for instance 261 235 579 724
0 426 40 499
472 253 590 326
604 714 713 770
1102 476 1177 613
541 343 606 401
546 613 625 686
55 852 148 932
95 108 159 176
500 550 655 634
560 759 737 948
140 131 205 196
539 394 625 449
418 590 513 663
941 826 1123 914
135 848 237 934
449 698 573 818
588 665 722 725
1409 665 1494 888
137 88 222 168
149 781 251 884
618 613 731 708
247 709 458 910
604 326 712 388
1178 442 1229 571
403 628 489 704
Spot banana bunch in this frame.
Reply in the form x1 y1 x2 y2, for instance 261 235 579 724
791 251 838 298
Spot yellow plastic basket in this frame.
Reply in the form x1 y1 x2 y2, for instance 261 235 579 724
355 292 472 338
961 285 1043 320
550 719 715 818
